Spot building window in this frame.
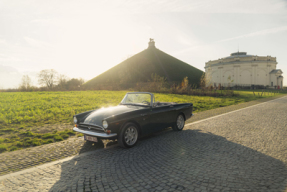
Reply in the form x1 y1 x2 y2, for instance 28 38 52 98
271 82 273 86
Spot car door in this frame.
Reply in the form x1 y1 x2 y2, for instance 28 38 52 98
146 105 175 133
158 105 176 127
138 107 153 135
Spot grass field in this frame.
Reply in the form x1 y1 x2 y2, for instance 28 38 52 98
0 90 284 153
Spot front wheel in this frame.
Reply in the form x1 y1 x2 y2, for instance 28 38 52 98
172 114 185 131
118 123 139 148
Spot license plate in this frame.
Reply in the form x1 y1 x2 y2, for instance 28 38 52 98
84 135 98 142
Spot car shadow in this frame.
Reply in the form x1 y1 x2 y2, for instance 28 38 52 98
49 129 287 192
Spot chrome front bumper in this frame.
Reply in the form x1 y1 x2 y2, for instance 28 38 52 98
73 127 117 138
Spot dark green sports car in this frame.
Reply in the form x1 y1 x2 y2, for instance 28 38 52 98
73 92 193 148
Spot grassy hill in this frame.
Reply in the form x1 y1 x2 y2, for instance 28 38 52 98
85 46 204 89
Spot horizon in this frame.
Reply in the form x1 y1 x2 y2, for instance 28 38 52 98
0 0 287 89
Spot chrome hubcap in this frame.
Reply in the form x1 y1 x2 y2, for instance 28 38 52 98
124 126 138 146
177 115 184 129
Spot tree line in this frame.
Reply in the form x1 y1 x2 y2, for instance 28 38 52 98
18 69 85 91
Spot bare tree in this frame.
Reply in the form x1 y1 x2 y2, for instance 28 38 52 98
19 75 32 90
200 70 212 89
199 73 206 88
57 74 69 90
38 69 58 89
66 78 85 90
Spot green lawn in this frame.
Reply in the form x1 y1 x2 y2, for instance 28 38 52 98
0 90 284 153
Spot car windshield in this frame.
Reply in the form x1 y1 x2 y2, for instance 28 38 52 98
121 93 151 106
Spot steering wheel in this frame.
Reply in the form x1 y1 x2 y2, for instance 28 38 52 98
142 101 150 105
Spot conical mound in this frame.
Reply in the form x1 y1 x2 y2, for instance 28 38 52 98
85 40 203 88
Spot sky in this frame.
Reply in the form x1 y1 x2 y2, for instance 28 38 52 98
0 0 287 89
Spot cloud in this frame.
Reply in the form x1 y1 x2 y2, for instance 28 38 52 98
30 19 51 23
24 37 53 49
0 65 39 89
0 65 19 74
113 0 286 14
175 25 287 55
216 26 287 43
0 65 21 89
0 38 7 45
0 55 21 62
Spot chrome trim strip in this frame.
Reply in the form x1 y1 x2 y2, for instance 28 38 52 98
79 123 104 129
73 127 117 138
79 124 104 131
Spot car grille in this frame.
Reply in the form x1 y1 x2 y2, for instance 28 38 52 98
78 124 105 133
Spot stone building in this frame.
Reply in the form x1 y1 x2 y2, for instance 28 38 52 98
205 52 284 88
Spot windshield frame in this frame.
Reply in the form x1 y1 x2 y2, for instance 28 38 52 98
120 92 154 107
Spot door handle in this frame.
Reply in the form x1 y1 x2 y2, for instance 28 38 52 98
170 106 174 107
141 114 147 116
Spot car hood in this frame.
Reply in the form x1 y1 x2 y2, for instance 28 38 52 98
83 105 144 126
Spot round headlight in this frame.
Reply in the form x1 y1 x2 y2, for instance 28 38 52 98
73 117 77 124
102 120 108 128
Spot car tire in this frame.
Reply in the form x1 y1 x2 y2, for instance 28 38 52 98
118 122 139 148
172 114 185 131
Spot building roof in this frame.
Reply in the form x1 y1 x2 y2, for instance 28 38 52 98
223 52 254 59
205 51 277 68
269 69 283 74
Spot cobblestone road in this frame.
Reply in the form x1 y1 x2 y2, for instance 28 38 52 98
0 96 287 192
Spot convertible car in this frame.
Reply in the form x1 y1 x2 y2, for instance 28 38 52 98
73 92 193 148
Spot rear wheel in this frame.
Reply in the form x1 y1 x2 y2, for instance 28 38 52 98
118 123 139 148
172 114 185 131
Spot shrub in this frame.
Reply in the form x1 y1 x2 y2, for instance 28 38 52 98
20 131 34 137
60 133 69 139
64 130 76 136
42 133 54 139
0 116 8 125
10 135 19 139
9 146 18 151
77 133 84 137
9 135 20 142
31 138 42 146
54 135 63 141
0 144 7 152
15 141 23 147
43 139 54 144
23 139 32 147
34 133 42 138
1 128 15 132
